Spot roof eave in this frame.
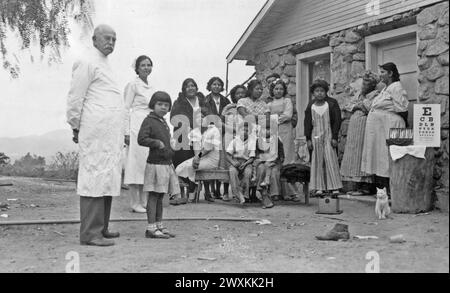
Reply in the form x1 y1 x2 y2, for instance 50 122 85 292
226 0 276 64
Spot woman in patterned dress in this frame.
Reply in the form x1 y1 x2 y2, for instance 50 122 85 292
340 71 380 195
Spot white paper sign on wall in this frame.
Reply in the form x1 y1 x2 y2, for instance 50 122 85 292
414 104 441 147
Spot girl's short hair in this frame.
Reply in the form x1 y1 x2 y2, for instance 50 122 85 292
149 91 172 111
229 85 247 103
181 78 198 96
269 79 287 97
134 55 153 75
246 80 263 97
310 79 330 94
206 77 224 92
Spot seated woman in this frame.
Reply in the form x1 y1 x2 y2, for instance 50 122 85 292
175 107 221 202
255 114 284 209
171 78 206 204
226 123 257 204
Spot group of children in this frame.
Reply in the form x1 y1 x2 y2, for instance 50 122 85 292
136 76 342 239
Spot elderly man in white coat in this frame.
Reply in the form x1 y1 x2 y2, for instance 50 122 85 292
67 24 124 247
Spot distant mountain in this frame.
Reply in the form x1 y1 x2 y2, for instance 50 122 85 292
0 129 77 163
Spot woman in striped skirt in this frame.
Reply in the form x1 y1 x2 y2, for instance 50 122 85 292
340 71 380 195
304 80 343 196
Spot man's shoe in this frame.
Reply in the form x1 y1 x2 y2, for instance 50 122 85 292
102 230 120 239
316 231 350 241
316 224 350 241
145 230 170 239
81 238 115 246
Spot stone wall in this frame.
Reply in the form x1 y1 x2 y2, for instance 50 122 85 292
329 29 366 162
250 1 449 210
416 1 449 212
254 46 297 102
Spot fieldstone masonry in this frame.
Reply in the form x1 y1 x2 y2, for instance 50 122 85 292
417 1 449 212
250 1 449 211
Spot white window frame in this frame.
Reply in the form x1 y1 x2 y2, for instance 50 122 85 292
365 24 418 79
295 46 332 139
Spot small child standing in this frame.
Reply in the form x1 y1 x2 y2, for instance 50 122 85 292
304 80 343 197
138 91 180 239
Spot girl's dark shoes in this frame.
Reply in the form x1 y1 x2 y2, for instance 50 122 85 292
145 229 170 239
159 228 176 238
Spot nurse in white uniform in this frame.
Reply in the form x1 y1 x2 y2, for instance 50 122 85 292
123 55 154 213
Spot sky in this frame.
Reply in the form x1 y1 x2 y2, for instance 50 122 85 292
0 0 266 138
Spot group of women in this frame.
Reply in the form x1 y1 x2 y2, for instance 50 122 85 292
340 62 409 196
122 54 409 212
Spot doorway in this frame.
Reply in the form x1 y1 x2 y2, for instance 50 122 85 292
366 25 418 126
296 47 332 138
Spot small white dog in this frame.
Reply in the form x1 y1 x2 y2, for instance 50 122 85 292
375 187 391 219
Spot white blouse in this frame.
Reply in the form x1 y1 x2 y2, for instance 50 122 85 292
371 81 409 113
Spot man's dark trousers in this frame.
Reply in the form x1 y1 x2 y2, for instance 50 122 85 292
80 196 112 243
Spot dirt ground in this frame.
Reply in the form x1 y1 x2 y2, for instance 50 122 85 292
0 176 448 273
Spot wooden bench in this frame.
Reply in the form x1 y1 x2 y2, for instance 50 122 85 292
193 169 230 203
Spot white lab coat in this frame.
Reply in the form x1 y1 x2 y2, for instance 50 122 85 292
67 48 125 197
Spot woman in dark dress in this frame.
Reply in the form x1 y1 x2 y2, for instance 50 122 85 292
170 78 206 202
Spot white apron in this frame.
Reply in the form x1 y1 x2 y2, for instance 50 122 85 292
67 49 124 197
123 78 153 185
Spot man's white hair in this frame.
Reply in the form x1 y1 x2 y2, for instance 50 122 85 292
92 24 115 38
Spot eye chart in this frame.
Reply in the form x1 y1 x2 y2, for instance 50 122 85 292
414 104 441 147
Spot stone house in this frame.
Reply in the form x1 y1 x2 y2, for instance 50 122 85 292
227 0 449 211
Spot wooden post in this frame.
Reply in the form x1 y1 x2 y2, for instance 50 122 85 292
390 148 435 214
